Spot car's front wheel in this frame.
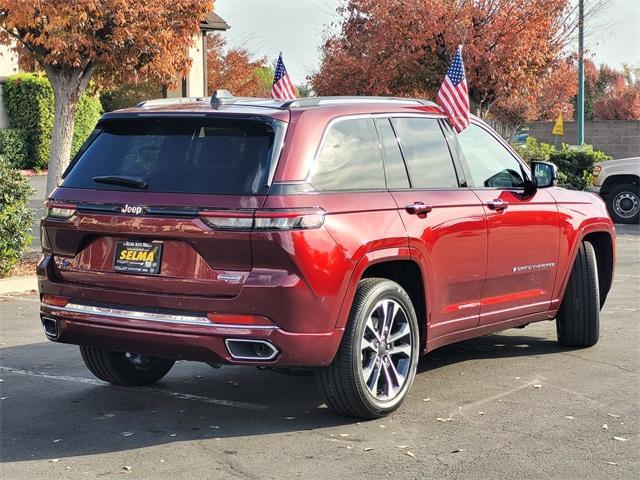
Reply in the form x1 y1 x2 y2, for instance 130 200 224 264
316 278 420 419
606 183 640 224
80 346 175 386
556 241 600 348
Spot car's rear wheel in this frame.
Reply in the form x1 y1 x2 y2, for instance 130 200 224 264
80 346 175 386
316 278 420 419
556 241 600 348
605 183 639 224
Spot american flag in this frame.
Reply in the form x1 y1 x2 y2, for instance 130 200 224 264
271 53 297 101
436 46 470 133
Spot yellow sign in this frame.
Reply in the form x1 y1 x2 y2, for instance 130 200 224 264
552 114 564 136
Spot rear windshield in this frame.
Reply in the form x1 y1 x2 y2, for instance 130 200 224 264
62 117 284 195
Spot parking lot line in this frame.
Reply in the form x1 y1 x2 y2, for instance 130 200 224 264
0 365 269 410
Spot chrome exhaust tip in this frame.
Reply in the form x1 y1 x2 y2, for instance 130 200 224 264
42 317 59 339
224 339 278 361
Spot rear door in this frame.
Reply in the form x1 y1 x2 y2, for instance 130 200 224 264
44 115 285 297
453 122 560 324
381 116 488 338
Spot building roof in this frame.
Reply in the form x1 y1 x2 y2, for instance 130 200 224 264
200 11 230 31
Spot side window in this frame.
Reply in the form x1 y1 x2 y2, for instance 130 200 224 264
374 118 410 189
456 123 526 188
391 117 459 189
310 117 385 191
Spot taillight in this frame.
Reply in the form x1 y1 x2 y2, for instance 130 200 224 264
200 210 254 230
41 294 69 307
206 313 273 326
254 209 325 230
199 209 325 231
45 202 76 219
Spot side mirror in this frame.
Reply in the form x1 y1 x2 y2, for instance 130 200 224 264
531 161 558 188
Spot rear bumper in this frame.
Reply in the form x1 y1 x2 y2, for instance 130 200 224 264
40 303 343 367
586 185 602 195
37 255 345 367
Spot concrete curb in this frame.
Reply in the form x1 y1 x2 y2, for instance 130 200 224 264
20 169 48 177
0 276 38 295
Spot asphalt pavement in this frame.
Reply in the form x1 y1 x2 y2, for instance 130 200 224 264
0 225 638 480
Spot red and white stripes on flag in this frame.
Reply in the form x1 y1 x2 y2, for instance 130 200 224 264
436 46 470 133
271 53 297 101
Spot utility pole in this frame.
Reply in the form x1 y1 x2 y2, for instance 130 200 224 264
577 0 585 145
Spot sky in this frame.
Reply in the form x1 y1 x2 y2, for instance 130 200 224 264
214 0 640 86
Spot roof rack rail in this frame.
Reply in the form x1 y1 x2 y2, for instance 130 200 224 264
279 96 438 109
136 97 209 108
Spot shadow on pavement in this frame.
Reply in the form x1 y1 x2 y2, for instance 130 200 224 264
1 331 565 463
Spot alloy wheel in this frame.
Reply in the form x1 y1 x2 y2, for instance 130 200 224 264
360 298 414 401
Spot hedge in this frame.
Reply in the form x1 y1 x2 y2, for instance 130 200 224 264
550 146 611 191
0 157 33 277
100 81 163 112
0 128 29 169
2 73 102 170
512 137 611 190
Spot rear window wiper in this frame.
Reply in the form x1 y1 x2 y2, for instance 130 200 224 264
92 175 147 189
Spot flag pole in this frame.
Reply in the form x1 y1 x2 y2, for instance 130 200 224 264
577 0 585 145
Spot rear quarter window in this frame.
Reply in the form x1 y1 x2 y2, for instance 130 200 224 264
62 117 282 195
310 117 386 191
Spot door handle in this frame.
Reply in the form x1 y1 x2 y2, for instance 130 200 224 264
405 202 433 215
487 199 509 211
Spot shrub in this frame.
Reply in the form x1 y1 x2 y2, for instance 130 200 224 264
0 157 34 277
512 136 557 164
100 81 163 112
0 128 29 168
549 146 611 190
2 73 53 170
2 73 102 170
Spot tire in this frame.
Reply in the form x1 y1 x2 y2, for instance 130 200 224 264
605 183 640 224
80 346 175 386
556 241 600 348
315 278 420 419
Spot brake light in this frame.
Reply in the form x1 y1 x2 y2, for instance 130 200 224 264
254 209 325 230
42 294 69 307
45 202 76 219
199 209 325 231
206 313 273 326
591 165 602 185
200 210 254 230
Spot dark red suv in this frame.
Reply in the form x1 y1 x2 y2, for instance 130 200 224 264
38 94 615 418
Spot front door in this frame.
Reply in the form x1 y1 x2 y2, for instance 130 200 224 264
454 122 560 325
378 117 488 339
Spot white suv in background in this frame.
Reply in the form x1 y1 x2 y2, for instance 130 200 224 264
588 157 640 224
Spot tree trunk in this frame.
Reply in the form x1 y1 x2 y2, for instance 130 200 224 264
44 66 95 196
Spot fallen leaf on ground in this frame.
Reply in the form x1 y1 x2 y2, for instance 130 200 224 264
123 466 132 471
364 447 373 452
478 412 485 415
606 462 618 466
396 445 408 449
533 384 542 389
406 451 415 457
52 439 61 443
436 417 453 422
451 449 465 453
122 432 135 437
423 398 431 402
565 416 574 420
49 459 60 463
607 413 621 418
339 433 349 437
613 437 628 442
602 424 609 429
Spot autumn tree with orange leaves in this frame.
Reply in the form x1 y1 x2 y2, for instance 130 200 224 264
312 0 581 125
0 0 212 194
207 33 270 97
